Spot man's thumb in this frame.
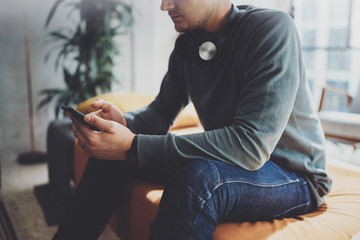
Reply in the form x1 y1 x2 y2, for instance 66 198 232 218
84 114 113 132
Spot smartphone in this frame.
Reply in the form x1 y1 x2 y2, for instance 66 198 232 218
61 105 100 131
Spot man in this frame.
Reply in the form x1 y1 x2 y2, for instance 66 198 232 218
53 0 332 239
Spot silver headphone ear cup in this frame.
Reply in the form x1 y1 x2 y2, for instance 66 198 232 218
199 41 217 61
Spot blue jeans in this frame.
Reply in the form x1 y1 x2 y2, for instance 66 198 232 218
149 159 315 239
53 158 315 240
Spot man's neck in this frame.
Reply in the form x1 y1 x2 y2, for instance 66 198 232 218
204 1 232 35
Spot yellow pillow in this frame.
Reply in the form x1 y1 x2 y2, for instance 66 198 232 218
76 92 200 129
76 92 154 113
170 103 200 130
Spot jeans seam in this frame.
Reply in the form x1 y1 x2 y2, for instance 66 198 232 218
273 201 310 218
220 178 301 188
188 170 303 238
188 187 206 204
188 161 221 239
184 161 308 239
202 178 303 220
187 193 218 239
188 176 304 237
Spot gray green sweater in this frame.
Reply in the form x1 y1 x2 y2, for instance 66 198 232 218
125 5 332 207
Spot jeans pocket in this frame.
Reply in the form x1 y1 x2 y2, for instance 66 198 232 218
273 201 310 219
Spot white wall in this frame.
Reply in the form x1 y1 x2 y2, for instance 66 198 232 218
233 0 292 12
0 0 291 157
131 0 177 94
0 0 67 156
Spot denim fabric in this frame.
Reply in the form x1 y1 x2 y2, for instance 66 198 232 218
149 159 315 240
53 158 315 240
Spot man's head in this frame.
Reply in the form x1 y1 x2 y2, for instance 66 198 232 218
161 0 232 34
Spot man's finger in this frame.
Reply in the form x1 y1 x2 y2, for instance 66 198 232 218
91 109 103 118
91 99 103 109
91 99 114 112
71 118 88 146
84 114 115 133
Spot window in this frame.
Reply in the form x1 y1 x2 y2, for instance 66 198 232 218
294 0 360 111
327 50 351 71
323 81 349 112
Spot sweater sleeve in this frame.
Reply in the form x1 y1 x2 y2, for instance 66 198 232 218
124 51 189 135
136 10 304 170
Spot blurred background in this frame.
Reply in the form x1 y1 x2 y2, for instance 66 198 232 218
0 0 293 157
1 0 359 157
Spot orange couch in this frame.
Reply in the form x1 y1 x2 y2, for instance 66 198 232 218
72 93 360 239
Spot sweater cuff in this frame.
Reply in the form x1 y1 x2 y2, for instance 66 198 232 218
126 135 139 167
124 112 136 132
137 135 166 168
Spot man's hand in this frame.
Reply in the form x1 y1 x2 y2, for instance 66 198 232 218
91 99 127 127
71 114 135 161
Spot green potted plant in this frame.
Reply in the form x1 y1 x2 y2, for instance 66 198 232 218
39 0 133 117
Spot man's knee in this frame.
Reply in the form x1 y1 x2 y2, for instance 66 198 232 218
167 159 221 202
150 160 221 236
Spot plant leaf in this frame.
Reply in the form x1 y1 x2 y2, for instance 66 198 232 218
45 0 66 28
37 95 54 110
